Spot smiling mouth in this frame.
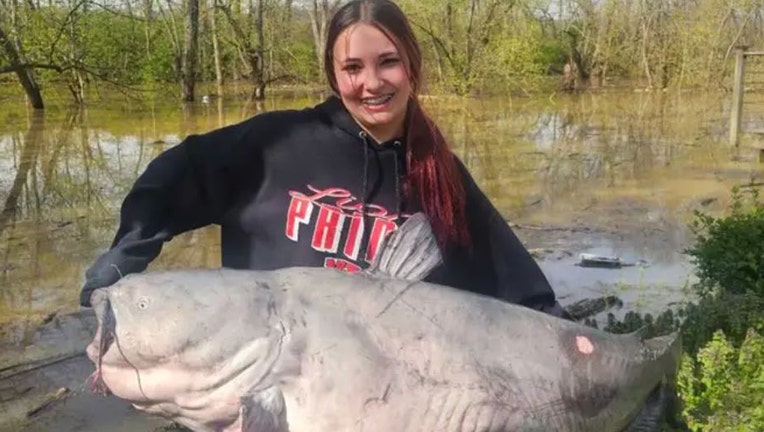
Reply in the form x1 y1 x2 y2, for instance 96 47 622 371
362 94 394 106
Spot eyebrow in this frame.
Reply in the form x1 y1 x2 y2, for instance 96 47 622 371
342 51 400 63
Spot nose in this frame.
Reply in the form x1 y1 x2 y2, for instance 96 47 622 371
361 66 385 92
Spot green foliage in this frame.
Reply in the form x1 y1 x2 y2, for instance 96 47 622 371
3 0 764 101
589 186 764 430
673 187 764 429
679 292 764 357
673 188 764 430
478 35 547 95
80 12 156 84
678 328 764 431
584 293 764 357
584 309 680 338
135 20 181 84
685 187 764 298
536 41 568 74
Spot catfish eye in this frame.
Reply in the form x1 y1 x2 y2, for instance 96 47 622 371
137 296 150 310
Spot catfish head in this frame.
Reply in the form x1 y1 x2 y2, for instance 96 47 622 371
85 270 281 402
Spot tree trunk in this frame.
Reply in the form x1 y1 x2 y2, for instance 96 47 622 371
565 29 590 88
158 0 183 82
0 25 44 109
144 0 153 59
252 0 265 100
210 0 223 91
309 0 341 80
284 0 293 28
640 18 653 89
590 0 614 88
182 0 200 101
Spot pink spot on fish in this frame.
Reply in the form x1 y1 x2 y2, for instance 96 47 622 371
576 335 594 355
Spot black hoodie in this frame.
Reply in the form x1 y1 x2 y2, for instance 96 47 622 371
80 96 570 319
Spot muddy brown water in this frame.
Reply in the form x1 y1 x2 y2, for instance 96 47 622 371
1 87 763 430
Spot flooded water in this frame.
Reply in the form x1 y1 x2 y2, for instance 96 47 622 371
1 85 763 430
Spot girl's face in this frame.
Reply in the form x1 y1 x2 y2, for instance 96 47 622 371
332 23 412 142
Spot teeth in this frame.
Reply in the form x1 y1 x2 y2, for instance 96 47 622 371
363 94 393 105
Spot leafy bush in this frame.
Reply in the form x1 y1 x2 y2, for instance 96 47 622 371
584 309 680 338
590 186 764 431
679 292 764 356
685 186 764 298
677 328 764 431
674 187 764 430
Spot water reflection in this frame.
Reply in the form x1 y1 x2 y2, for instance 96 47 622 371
0 91 761 320
1 111 44 231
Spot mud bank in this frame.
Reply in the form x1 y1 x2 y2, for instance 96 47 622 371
513 215 696 324
0 311 172 432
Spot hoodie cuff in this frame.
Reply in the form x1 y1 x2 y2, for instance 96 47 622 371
79 274 119 307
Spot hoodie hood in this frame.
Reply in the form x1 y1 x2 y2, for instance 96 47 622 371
316 95 408 224
316 95 406 147
317 95 365 139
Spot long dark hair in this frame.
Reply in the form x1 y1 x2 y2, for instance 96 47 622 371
324 0 469 249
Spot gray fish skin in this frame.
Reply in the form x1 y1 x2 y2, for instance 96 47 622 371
86 265 681 432
85 212 681 432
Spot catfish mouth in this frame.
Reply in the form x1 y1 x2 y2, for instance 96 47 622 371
86 291 116 395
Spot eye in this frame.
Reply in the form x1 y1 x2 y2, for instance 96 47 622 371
342 63 361 74
381 57 400 67
137 296 150 310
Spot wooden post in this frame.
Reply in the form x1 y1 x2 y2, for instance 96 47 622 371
729 47 746 147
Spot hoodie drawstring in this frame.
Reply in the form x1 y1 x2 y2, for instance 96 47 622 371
392 140 403 219
358 132 404 217
358 131 371 261
359 131 370 211
357 132 406 261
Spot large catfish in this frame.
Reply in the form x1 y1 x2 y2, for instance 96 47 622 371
85 213 682 432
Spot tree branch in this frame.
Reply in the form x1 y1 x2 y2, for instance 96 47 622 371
217 3 252 51
408 19 456 69
47 0 90 60
0 63 63 74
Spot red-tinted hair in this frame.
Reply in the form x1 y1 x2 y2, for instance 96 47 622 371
324 0 469 249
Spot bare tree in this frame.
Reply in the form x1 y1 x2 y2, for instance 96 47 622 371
218 0 266 99
209 0 224 91
182 0 200 101
309 0 342 77
405 0 515 94
157 0 184 82
0 5 44 108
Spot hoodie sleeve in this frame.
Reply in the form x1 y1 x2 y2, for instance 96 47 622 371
79 119 261 307
429 157 571 320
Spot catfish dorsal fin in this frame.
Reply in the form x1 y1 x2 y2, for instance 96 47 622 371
365 212 443 281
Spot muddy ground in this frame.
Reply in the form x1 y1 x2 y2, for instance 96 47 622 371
0 309 173 431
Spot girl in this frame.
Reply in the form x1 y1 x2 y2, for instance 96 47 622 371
80 0 570 320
